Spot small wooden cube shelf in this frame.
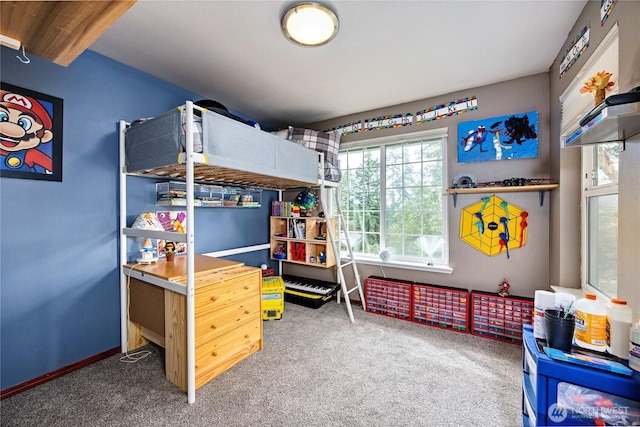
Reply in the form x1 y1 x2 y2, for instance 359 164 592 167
470 290 534 344
270 216 336 268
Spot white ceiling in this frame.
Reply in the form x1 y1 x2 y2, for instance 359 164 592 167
90 0 587 127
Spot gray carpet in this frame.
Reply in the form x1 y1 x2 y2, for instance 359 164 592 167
1 301 523 427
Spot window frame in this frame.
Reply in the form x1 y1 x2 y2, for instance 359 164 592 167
338 127 451 273
559 24 619 300
580 143 620 299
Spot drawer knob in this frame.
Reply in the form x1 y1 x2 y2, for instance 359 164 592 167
210 296 218 302
211 351 218 357
244 334 250 339
244 286 250 290
244 310 250 315
210 324 217 330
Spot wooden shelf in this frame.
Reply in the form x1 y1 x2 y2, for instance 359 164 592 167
446 184 558 207
446 184 558 194
270 216 336 268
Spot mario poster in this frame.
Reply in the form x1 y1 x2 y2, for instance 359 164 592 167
1 82 63 181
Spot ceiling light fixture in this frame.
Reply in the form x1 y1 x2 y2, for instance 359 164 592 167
281 2 339 47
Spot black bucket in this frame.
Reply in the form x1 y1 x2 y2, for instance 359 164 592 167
544 308 575 352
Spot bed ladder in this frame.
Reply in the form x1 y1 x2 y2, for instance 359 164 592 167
319 185 366 322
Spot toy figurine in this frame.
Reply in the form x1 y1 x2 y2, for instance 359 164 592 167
273 243 286 259
498 279 511 297
138 238 158 263
164 241 177 261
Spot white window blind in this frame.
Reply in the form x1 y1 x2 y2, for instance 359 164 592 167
559 24 619 139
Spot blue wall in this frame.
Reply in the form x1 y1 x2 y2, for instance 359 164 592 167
0 48 276 390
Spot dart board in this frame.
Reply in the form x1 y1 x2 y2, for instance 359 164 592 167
459 195 529 258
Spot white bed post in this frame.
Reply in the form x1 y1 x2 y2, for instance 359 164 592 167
118 120 128 352
276 189 283 276
185 101 196 404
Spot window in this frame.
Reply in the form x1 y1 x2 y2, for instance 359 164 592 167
560 24 619 299
582 143 620 298
338 129 448 267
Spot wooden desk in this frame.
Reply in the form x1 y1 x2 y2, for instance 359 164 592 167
123 255 263 391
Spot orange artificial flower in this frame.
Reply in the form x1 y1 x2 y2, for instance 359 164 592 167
580 70 615 94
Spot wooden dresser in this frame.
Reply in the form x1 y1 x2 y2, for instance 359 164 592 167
124 255 262 391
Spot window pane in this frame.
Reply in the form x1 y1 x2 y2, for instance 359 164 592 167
385 233 403 255
422 161 442 186
404 211 422 234
587 194 617 297
386 165 403 188
386 189 402 209
422 140 442 160
345 151 363 168
385 211 402 234
386 145 403 164
404 163 421 187
593 143 620 187
423 187 443 213
403 143 422 162
364 211 380 233
363 233 380 254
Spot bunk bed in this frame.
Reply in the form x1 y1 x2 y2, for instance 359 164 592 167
124 103 341 188
118 101 337 404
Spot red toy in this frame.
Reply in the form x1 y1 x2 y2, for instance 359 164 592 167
498 279 511 297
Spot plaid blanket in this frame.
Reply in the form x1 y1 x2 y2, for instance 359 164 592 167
289 127 342 182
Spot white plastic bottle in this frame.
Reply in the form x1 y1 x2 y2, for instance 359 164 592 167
606 298 633 359
574 293 607 352
533 290 556 339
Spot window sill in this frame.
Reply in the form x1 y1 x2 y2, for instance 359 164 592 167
341 256 453 274
550 285 613 304
549 286 584 299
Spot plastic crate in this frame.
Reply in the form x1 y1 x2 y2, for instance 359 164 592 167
470 290 534 344
365 276 412 320
412 283 469 333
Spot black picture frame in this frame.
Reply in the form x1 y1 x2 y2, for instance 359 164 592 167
1 82 63 182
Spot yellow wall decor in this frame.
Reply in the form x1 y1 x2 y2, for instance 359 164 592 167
460 195 529 259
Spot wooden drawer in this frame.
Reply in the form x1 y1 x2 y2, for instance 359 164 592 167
194 316 262 388
194 297 261 347
191 265 258 288
194 270 260 315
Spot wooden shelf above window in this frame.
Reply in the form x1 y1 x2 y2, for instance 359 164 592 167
446 184 559 207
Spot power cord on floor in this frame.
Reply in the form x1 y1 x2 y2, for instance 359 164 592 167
120 263 153 364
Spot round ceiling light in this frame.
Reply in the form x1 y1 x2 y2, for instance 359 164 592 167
281 2 339 47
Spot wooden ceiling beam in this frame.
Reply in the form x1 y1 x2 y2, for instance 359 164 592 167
1 1 135 67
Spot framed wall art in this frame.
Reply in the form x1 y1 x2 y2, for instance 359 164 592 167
458 111 538 164
1 82 63 182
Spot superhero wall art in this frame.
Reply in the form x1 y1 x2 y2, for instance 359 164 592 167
0 82 63 182
458 111 538 163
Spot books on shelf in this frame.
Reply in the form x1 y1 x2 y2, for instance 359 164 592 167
156 181 260 208
157 198 202 207
294 219 306 239
271 201 301 217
